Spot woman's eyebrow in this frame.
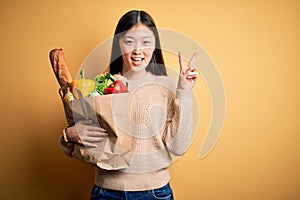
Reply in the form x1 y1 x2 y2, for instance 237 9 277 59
122 36 134 39
142 36 152 39
122 35 153 39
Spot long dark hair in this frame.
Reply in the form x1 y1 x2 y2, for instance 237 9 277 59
109 10 167 76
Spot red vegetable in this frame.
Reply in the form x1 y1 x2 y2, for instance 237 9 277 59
103 80 128 94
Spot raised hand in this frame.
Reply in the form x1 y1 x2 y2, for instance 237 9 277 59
177 52 198 90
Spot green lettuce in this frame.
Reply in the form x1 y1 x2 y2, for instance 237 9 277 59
94 72 115 94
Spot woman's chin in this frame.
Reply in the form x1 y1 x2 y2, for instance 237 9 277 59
130 65 147 72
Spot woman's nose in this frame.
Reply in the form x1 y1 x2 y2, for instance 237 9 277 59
132 43 142 53
132 49 141 55
132 48 142 55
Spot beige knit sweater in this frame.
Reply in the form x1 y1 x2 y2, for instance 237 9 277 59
60 72 193 191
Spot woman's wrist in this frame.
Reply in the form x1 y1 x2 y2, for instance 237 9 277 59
62 128 69 143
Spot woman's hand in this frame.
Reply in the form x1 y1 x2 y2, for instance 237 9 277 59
177 52 198 90
65 120 107 147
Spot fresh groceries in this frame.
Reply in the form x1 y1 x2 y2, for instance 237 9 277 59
49 48 73 87
75 70 95 97
94 72 116 94
76 71 128 98
49 48 76 101
104 80 129 94
49 48 128 101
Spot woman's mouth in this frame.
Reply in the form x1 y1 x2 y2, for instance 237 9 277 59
131 57 145 66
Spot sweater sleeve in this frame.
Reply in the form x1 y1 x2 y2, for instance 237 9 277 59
59 135 75 157
163 89 193 156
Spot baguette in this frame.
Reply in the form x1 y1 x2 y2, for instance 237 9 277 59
49 48 78 100
49 48 73 87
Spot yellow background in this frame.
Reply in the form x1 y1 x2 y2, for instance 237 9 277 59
0 0 299 199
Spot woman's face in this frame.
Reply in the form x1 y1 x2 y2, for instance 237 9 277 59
119 24 155 74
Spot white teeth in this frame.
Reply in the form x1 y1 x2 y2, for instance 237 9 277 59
132 57 143 61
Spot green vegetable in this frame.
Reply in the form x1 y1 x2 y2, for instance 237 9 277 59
94 72 115 94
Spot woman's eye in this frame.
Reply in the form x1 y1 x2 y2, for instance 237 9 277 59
124 40 133 45
143 41 151 45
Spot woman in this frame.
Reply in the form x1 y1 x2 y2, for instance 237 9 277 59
60 10 197 200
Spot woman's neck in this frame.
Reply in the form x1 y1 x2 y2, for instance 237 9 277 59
122 68 148 80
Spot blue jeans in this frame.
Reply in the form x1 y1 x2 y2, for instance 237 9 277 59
90 183 174 200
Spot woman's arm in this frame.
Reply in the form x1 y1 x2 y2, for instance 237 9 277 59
59 120 107 157
163 89 193 156
163 52 197 156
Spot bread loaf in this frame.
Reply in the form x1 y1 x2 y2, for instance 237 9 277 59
49 48 73 87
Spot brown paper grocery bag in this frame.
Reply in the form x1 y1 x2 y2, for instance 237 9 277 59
61 91 132 170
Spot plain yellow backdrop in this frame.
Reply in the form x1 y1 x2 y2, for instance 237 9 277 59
0 0 299 199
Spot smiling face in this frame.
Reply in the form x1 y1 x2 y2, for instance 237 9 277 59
119 24 155 75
